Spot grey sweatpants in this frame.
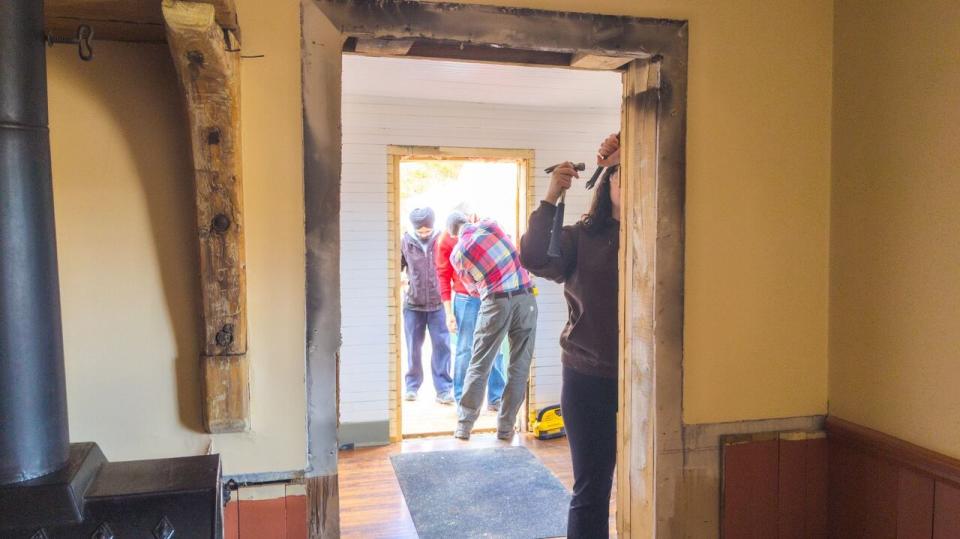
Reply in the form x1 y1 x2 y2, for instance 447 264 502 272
457 292 538 433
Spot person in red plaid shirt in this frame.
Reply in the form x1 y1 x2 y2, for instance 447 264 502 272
436 212 507 410
450 219 537 441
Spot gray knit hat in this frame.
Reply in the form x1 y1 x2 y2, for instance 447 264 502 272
446 211 469 236
409 207 435 229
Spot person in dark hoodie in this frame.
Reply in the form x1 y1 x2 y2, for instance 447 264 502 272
400 207 454 404
519 133 621 538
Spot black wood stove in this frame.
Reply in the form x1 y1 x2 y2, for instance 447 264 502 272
0 2 223 537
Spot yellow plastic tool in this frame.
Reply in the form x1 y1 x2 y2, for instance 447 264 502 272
530 404 565 440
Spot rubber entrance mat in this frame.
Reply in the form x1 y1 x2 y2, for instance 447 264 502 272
390 446 570 539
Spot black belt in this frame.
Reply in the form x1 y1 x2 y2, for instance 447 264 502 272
490 287 533 300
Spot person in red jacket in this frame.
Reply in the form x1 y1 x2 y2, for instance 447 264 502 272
436 211 506 410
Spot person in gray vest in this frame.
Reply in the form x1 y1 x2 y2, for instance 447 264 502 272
401 207 454 404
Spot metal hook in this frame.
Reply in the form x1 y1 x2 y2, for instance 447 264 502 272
47 24 94 62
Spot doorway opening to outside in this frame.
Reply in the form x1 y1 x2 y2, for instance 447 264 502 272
390 148 534 438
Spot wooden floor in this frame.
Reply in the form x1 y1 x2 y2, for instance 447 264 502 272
338 432 617 538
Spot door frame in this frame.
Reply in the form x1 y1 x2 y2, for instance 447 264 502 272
386 145 536 441
302 1 688 536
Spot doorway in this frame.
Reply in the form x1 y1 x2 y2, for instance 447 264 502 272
337 54 622 449
303 2 689 536
388 148 534 438
334 51 623 536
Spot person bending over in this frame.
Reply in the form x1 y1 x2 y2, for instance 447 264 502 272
450 218 537 441
520 133 621 538
435 211 507 410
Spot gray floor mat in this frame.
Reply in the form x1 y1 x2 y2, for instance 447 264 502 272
391 446 571 539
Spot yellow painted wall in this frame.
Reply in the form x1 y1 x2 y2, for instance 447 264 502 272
829 0 960 459
48 0 306 475
447 0 833 423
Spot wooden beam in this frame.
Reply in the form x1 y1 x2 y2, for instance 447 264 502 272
162 0 249 433
202 355 250 432
306 475 340 538
617 58 661 537
354 38 414 56
317 0 676 58
191 0 240 39
570 52 633 70
44 0 238 43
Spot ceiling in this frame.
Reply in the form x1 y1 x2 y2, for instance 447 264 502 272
342 55 623 109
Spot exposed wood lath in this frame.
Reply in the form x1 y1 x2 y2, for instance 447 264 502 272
161 0 249 433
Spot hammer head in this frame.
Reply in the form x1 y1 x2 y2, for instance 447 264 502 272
543 162 586 174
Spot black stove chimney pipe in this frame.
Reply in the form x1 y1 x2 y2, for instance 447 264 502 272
0 0 71 484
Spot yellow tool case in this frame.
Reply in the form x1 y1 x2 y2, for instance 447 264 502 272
530 404 565 440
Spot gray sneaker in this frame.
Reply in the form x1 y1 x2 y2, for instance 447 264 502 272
436 392 454 405
486 400 501 412
404 391 417 401
454 425 471 440
496 429 514 441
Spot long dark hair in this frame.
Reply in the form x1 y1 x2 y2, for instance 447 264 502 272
581 165 618 235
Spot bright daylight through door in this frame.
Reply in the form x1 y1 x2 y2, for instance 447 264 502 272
396 156 525 437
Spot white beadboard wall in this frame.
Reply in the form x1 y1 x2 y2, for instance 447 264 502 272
340 93 621 426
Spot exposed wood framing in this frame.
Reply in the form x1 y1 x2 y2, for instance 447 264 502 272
355 38 415 56
45 0 239 43
618 58 662 537
387 152 402 443
162 0 249 433
306 475 340 538
194 0 240 40
317 0 668 58
571 52 634 70
519 156 537 431
301 0 343 490
403 42 571 68
307 3 688 536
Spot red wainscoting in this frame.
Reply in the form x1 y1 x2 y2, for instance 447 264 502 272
223 489 307 539
722 432 828 538
827 417 960 539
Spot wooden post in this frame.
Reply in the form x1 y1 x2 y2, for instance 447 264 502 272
162 0 249 433
618 58 661 537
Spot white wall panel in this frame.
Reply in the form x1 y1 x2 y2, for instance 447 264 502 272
340 67 620 425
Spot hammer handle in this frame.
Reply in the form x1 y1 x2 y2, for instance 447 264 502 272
547 193 565 258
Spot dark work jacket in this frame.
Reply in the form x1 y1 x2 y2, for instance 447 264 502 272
401 232 442 311
520 201 619 379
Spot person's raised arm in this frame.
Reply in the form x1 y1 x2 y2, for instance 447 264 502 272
520 162 579 282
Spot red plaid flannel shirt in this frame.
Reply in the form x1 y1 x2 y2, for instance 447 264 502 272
450 219 532 299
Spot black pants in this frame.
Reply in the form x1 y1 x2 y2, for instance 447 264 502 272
561 366 618 538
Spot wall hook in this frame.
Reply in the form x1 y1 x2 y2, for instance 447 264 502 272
47 24 94 61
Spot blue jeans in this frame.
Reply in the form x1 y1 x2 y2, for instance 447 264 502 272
452 293 507 404
403 308 453 395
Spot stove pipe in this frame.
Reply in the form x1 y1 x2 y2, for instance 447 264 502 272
0 0 71 484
